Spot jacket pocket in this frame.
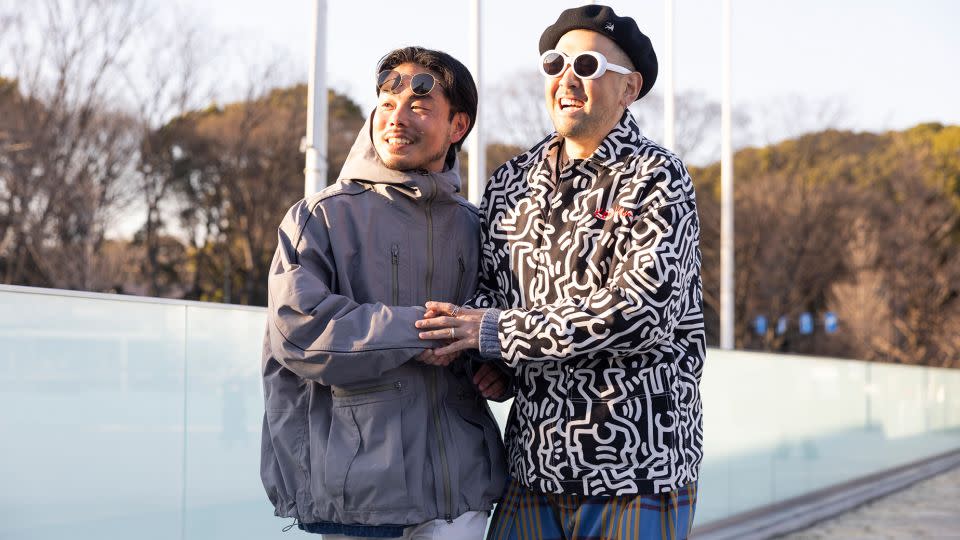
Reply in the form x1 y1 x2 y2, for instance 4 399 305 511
390 244 400 305
450 404 490 507
324 382 410 512
450 401 507 509
332 380 403 398
566 391 677 473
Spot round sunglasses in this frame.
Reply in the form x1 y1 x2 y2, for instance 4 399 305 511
377 70 440 96
539 50 632 80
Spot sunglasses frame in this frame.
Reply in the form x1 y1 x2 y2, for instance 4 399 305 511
538 50 632 80
377 70 439 96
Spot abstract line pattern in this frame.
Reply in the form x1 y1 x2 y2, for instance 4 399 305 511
467 112 705 496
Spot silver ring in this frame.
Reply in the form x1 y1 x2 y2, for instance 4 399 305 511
451 305 462 317
449 327 456 339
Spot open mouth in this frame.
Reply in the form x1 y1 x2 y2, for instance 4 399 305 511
558 97 585 111
384 134 416 148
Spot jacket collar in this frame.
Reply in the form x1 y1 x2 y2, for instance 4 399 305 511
515 110 644 173
335 113 463 200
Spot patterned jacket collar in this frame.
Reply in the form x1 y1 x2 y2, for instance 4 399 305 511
513 110 644 173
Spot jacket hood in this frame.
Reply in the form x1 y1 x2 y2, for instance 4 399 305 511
336 113 463 200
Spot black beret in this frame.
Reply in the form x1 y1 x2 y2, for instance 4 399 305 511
539 4 658 100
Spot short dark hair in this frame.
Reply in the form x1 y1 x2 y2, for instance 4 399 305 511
377 46 478 156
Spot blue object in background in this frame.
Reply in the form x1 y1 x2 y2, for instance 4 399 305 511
825 312 839 334
754 315 767 335
776 316 788 335
800 312 814 335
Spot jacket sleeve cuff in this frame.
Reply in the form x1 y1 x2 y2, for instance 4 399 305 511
478 308 503 360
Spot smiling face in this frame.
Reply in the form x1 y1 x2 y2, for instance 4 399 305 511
372 62 469 173
544 30 642 157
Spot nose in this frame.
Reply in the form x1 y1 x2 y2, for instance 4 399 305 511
387 104 408 127
557 63 580 89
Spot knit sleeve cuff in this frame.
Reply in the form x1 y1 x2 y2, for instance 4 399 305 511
478 308 503 360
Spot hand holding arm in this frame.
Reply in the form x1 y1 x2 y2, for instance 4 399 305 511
415 302 486 356
414 348 460 367
472 362 510 400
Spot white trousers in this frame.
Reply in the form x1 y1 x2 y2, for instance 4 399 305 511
322 511 488 540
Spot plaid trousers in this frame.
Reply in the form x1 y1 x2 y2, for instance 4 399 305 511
486 478 697 540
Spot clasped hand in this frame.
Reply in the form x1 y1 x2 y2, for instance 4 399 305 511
413 302 504 399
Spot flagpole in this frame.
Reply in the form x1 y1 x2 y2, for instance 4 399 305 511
467 0 485 204
304 0 329 197
720 0 735 349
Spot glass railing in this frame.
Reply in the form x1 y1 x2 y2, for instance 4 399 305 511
0 285 271 540
690 350 960 524
2 285 958 538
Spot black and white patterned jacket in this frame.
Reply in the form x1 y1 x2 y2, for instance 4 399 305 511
468 111 705 496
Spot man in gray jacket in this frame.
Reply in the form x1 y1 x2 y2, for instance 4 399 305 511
261 46 507 539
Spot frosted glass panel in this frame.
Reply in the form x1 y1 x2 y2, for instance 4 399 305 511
0 288 186 540
492 351 960 525
1 285 958 537
182 305 286 539
697 350 960 524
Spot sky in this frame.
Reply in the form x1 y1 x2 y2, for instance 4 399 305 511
182 0 960 146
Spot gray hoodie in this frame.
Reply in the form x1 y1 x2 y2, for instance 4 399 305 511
260 118 507 528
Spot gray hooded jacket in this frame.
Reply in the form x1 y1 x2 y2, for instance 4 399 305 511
260 119 507 527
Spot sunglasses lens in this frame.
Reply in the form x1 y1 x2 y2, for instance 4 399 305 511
410 73 435 96
573 54 600 78
541 52 566 76
377 70 401 93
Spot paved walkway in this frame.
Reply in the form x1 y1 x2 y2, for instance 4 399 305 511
778 465 960 539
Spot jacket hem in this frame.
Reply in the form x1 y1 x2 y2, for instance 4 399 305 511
271 498 499 527
518 467 702 497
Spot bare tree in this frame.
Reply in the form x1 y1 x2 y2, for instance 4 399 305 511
694 122 960 366
831 206 960 368
749 94 850 146
159 65 311 305
0 10 14 54
696 165 856 353
487 70 554 149
834 176 960 368
828 216 891 361
486 70 731 167
0 0 146 289
127 13 218 296
628 89 735 166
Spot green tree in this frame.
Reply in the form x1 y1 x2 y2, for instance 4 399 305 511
693 125 960 367
137 86 365 305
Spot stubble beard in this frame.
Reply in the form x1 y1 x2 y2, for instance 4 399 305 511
425 146 448 169
554 113 599 142
421 124 453 171
553 105 623 148
375 124 453 172
376 142 449 172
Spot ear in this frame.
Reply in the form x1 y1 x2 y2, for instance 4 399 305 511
449 111 471 144
620 73 643 108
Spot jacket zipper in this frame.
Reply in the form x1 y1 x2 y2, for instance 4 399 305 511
422 174 450 521
391 244 400 305
427 369 452 522
455 254 465 302
333 380 402 397
425 175 437 297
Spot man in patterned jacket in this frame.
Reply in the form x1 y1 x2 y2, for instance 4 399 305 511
415 5 704 539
